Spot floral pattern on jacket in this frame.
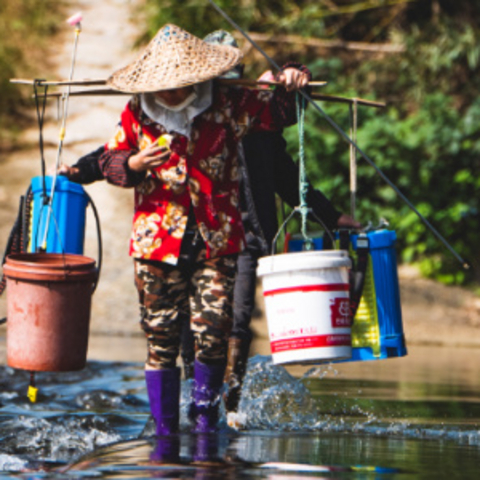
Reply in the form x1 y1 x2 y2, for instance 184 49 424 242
100 82 302 265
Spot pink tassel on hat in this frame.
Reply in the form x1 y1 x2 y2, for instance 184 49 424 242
66 12 83 26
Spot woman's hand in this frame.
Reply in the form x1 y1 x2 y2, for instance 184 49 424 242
56 164 79 180
276 68 310 92
336 213 362 230
128 142 170 172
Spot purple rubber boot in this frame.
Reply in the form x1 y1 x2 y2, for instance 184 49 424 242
193 434 221 464
145 367 181 436
150 436 180 464
190 360 225 433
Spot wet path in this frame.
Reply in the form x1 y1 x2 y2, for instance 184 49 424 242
0 0 141 338
0 348 479 477
1 0 480 354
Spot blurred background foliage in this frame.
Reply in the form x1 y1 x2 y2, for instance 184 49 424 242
0 0 64 148
141 0 480 287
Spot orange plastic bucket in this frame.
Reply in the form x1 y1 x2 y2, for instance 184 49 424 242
3 253 97 372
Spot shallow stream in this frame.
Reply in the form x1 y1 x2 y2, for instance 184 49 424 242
0 341 478 479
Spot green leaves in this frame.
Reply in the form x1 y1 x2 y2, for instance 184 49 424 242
138 0 480 285
0 0 63 147
288 90 479 284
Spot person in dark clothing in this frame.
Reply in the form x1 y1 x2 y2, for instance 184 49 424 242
60 146 104 184
221 131 360 427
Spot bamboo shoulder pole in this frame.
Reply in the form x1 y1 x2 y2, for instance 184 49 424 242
34 90 387 109
311 93 386 109
12 77 327 88
10 78 107 87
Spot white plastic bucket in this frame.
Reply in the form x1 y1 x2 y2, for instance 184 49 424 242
257 250 352 365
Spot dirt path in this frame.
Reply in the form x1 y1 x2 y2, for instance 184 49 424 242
0 0 141 336
1 1 479 360
397 266 480 347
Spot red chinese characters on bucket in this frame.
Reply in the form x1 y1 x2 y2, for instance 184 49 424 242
270 325 318 341
330 297 351 328
274 307 295 316
270 333 351 353
325 334 351 346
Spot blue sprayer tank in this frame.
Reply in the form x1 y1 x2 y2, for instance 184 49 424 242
289 229 407 362
29 175 88 254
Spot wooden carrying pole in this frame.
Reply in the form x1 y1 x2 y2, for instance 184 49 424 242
11 77 328 89
10 78 108 87
24 88 387 109
310 93 385 109
12 78 385 109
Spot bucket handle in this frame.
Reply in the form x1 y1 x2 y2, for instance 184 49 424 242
31 191 102 292
85 191 102 293
271 206 336 256
34 204 71 282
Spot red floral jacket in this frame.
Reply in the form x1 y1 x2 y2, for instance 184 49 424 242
99 80 306 265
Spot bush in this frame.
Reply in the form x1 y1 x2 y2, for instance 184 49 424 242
139 1 480 286
0 0 64 147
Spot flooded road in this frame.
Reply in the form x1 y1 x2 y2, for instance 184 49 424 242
0 344 478 478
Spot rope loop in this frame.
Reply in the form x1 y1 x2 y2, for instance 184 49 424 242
33 79 49 200
296 93 314 250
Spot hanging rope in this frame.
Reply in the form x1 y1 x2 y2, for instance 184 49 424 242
33 80 49 202
349 99 358 219
40 23 82 251
296 93 313 250
271 93 335 254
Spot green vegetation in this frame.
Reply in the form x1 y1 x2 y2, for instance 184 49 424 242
0 0 64 147
281 1 480 285
142 0 480 286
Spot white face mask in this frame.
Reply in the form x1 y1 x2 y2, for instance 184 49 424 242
140 81 212 137
154 90 198 112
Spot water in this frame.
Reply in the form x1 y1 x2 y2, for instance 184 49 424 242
0 347 479 478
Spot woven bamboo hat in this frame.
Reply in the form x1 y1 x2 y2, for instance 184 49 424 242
107 24 244 93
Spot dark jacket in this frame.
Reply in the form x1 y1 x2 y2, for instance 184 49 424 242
239 131 341 254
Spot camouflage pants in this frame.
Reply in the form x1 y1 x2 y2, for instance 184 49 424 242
134 249 237 369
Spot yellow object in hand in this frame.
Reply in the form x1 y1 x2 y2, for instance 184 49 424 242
157 134 173 149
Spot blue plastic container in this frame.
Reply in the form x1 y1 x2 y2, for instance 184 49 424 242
289 229 407 362
29 176 88 254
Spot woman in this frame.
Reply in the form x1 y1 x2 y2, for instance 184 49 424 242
98 24 310 442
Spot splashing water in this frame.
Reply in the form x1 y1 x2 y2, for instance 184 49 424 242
1 415 121 462
237 355 323 430
0 361 147 470
0 352 479 476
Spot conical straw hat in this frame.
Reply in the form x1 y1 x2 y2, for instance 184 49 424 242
107 24 244 93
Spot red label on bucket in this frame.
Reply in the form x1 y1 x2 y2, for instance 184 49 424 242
264 283 349 297
271 334 351 353
330 297 351 328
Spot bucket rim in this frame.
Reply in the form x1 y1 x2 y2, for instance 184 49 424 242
3 253 97 282
5 252 96 267
257 250 351 277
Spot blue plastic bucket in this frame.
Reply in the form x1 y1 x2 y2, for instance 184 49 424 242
289 229 407 362
29 176 88 254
